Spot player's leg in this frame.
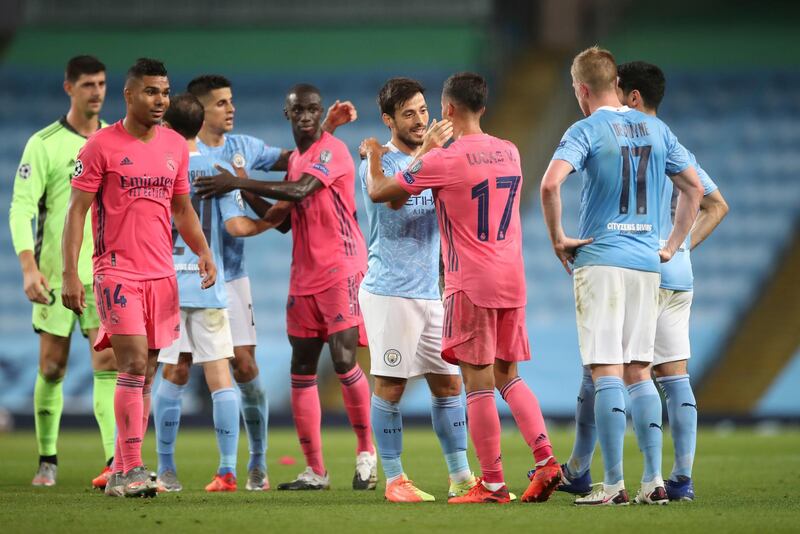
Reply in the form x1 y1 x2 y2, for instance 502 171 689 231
416 296 472 495
654 359 696 501
153 353 191 492
226 277 269 490
277 334 328 490
652 287 696 500
570 266 629 506
425 373 474 497
202 358 239 492
323 274 375 489
31 331 70 486
81 283 118 481
622 268 666 505
85 323 118 489
554 366 596 494
109 334 152 495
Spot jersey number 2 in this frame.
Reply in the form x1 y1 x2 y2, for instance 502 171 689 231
619 145 651 215
471 176 521 241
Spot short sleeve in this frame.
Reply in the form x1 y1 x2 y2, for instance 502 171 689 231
219 190 246 222
249 136 282 172
173 142 190 195
300 140 350 188
664 127 691 176
552 122 592 172
71 136 105 193
696 164 718 196
394 147 450 196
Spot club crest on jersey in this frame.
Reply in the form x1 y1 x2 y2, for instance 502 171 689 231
409 159 423 174
72 159 84 178
384 349 402 367
319 150 332 164
232 153 246 168
17 163 31 179
166 159 176 172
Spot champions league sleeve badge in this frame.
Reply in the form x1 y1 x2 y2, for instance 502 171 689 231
72 159 84 178
319 150 332 164
17 163 31 179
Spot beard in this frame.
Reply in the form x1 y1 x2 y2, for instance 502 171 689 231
397 129 424 149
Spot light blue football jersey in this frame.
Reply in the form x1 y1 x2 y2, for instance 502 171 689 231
553 106 691 274
359 142 440 300
196 134 282 282
173 153 246 308
659 151 718 291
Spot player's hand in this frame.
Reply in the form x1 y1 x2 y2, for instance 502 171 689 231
322 100 358 132
419 119 453 156
61 272 86 315
232 164 249 180
194 165 239 199
197 252 217 289
658 247 675 263
359 138 388 159
23 265 51 304
553 236 593 275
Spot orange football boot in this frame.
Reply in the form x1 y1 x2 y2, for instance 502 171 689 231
205 472 237 492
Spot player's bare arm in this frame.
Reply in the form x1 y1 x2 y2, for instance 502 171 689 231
61 188 95 314
171 193 217 289
241 190 292 233
690 189 729 250
269 100 357 172
225 201 292 237
361 138 403 202
661 166 704 262
195 164 324 202
540 159 593 275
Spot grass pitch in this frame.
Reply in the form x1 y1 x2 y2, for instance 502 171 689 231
1 426 798 533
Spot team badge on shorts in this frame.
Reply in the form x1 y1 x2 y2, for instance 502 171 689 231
383 349 402 367
319 150 332 164
72 159 84 178
110 311 120 325
17 163 31 179
232 153 246 168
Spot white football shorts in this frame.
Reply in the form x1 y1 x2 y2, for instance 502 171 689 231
653 288 693 366
158 307 234 364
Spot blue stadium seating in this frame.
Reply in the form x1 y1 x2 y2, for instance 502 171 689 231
1 67 798 417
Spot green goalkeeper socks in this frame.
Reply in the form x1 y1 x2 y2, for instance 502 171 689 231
93 371 118 462
34 373 64 457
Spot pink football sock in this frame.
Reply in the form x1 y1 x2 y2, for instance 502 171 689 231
114 373 145 474
113 434 123 473
500 377 554 462
142 385 152 444
290 374 325 476
337 365 374 454
466 389 504 484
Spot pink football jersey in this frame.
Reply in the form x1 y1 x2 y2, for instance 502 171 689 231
286 132 367 295
72 121 190 280
395 133 526 308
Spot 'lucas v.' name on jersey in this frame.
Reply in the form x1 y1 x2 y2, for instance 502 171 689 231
552 106 691 274
71 121 190 280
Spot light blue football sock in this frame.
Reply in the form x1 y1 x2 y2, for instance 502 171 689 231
430 395 470 478
154 378 185 476
212 388 240 476
628 379 663 483
657 374 697 480
594 376 627 486
237 377 268 472
566 367 597 478
371 394 403 479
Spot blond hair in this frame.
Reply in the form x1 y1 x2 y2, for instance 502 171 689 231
571 46 617 93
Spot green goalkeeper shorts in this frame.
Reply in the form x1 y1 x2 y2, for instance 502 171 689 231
32 284 100 338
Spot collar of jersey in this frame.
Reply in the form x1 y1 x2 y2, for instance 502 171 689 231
596 105 632 113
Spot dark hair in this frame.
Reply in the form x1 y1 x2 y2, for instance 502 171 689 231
65 55 105 83
163 93 204 140
377 77 425 116
126 57 167 82
287 83 321 101
187 74 232 99
617 61 666 110
443 72 487 113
